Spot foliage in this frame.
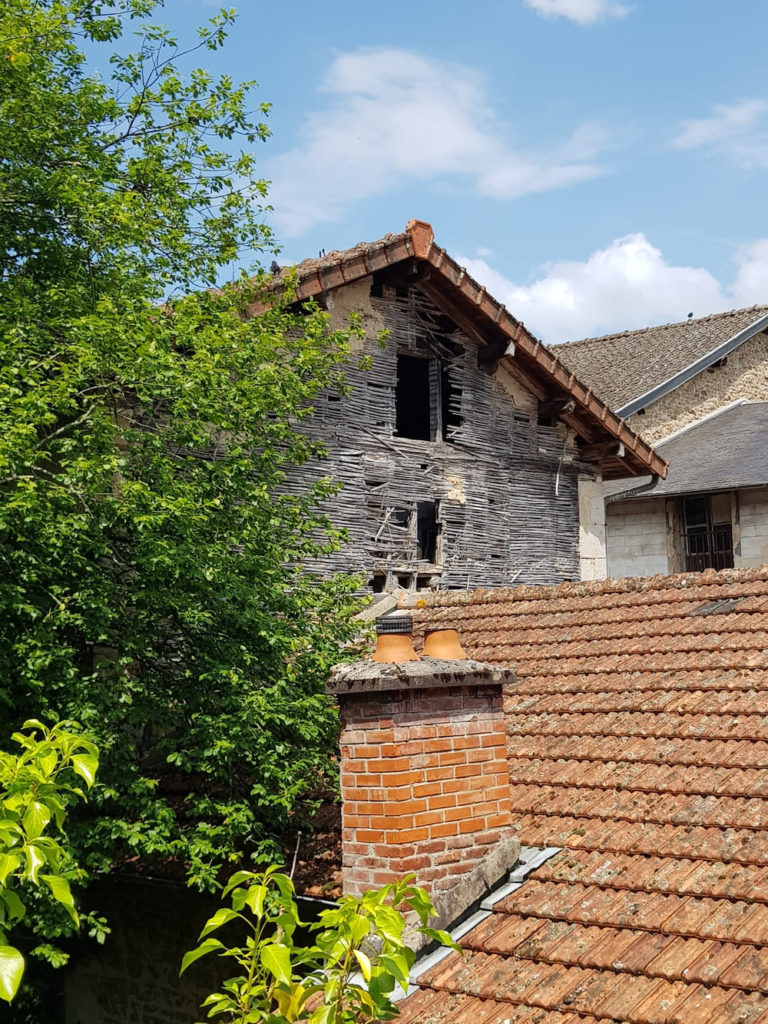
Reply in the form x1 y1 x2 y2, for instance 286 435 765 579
0 721 98 1002
181 868 458 1024
0 0 362 909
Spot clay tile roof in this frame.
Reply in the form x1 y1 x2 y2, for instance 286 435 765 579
260 220 666 481
552 305 768 414
398 565 768 1024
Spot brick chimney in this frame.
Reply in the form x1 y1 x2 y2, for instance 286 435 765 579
327 651 520 930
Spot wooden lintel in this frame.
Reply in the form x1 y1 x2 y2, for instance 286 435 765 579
498 356 548 401
416 280 489 348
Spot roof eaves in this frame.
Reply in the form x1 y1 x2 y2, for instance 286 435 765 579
420 241 668 480
259 220 667 480
616 311 768 418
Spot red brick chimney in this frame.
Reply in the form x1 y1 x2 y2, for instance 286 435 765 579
328 633 520 926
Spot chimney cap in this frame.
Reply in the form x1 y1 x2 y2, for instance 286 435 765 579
375 613 413 635
327 657 516 695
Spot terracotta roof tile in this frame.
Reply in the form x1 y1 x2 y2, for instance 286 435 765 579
398 566 768 1022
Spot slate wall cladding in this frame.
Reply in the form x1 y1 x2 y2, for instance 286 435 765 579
629 331 768 444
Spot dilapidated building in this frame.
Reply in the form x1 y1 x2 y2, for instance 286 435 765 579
273 221 665 591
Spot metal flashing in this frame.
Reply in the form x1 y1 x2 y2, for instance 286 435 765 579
616 313 768 418
400 845 562 999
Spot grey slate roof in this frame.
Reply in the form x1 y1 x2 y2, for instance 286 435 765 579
552 305 768 412
607 401 768 501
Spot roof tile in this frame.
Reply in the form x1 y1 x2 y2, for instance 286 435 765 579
400 567 768 1023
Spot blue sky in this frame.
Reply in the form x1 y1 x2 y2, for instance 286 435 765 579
163 0 768 342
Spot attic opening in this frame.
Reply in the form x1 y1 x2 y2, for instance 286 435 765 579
394 354 461 442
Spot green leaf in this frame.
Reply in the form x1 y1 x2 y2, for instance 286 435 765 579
244 884 266 918
2 889 25 922
22 802 51 841
260 943 292 986
199 907 239 938
179 937 225 975
0 946 25 1003
0 854 20 887
378 952 410 986
353 947 372 981
22 843 46 884
41 875 78 924
70 754 98 788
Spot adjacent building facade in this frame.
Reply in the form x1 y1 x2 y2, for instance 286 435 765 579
554 306 768 579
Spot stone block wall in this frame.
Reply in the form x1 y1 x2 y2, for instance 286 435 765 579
578 475 607 580
606 497 669 578
737 487 768 566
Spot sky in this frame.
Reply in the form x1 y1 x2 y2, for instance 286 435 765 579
161 0 768 343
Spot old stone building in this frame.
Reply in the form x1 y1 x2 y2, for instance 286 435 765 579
271 220 664 591
554 306 768 579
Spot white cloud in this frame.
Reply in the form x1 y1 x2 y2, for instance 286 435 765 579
523 0 631 25
266 48 608 236
730 240 768 306
673 99 768 168
460 233 768 343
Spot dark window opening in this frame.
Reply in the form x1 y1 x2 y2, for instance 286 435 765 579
395 355 432 440
369 574 386 593
681 494 734 572
416 501 439 562
396 573 411 589
537 401 560 427
394 354 461 442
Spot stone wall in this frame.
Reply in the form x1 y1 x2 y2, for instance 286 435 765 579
628 331 768 443
606 497 669 578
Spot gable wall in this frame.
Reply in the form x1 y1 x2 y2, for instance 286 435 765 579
628 331 768 443
285 279 587 591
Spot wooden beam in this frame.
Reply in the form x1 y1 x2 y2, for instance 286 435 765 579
416 280 489 349
561 409 597 444
580 440 623 461
497 356 549 401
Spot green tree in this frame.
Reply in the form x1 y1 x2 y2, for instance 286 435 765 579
0 0 361 901
181 868 458 1024
0 721 98 1003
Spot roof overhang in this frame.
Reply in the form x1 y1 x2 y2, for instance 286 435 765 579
253 221 667 481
